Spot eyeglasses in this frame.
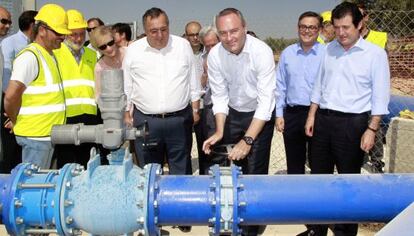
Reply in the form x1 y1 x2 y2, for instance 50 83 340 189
87 27 96 32
0 18 12 25
298 24 319 32
98 39 115 50
41 24 63 36
186 33 199 37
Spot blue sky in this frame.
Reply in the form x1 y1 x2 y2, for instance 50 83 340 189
36 0 340 39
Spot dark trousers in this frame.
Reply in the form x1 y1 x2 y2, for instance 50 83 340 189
309 109 369 236
209 107 275 175
194 105 215 175
283 106 311 174
133 105 193 175
0 93 22 173
54 114 99 169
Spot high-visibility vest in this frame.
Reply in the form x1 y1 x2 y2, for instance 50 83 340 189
54 43 97 117
365 30 387 49
317 35 326 45
14 43 66 137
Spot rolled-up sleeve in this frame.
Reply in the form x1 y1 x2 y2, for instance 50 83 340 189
254 47 276 121
122 47 133 112
370 49 390 115
208 50 229 116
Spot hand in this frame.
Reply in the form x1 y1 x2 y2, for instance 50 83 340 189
360 129 376 153
124 112 133 128
228 139 251 161
193 111 200 125
305 116 315 137
276 117 284 132
3 113 14 134
203 132 223 155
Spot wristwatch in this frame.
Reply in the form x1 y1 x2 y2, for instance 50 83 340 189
242 136 254 145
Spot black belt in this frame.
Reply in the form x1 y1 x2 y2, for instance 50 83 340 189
140 105 189 118
285 105 310 112
318 108 369 117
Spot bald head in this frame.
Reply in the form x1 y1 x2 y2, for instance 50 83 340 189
0 7 11 37
184 21 202 52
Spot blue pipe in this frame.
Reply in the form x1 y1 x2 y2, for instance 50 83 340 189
1 160 414 236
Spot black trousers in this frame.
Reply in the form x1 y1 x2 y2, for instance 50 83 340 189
0 93 22 173
194 105 215 175
283 106 311 174
133 105 193 175
54 114 99 169
309 109 369 236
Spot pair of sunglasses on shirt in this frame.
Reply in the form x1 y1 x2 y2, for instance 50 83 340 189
0 18 12 25
98 39 115 50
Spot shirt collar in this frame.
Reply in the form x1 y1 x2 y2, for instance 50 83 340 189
225 34 251 56
64 41 85 58
18 30 30 43
145 34 172 52
296 42 319 55
333 36 365 52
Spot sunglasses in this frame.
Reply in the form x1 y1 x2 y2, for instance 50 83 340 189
87 27 96 32
41 24 63 36
0 18 12 25
98 39 115 50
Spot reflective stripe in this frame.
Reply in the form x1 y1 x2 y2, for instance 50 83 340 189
25 84 61 94
19 104 65 115
63 79 95 88
28 137 51 141
29 45 54 85
65 98 97 106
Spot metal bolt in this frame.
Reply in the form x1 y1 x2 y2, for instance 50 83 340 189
153 200 158 208
209 183 216 190
238 184 244 190
65 181 72 189
64 199 74 207
155 168 162 175
72 228 82 235
51 200 55 207
14 200 23 208
138 182 144 189
30 164 39 171
16 217 24 224
137 217 145 224
137 229 145 236
154 216 158 224
211 200 217 206
208 217 216 224
24 169 33 176
238 201 247 207
154 183 159 190
66 216 73 225
137 200 144 208
71 169 80 177
239 218 244 223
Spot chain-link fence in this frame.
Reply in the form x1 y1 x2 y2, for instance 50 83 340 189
266 10 414 175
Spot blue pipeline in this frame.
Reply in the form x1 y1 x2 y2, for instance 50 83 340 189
1 155 414 236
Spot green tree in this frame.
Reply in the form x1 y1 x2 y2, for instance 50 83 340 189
347 0 414 10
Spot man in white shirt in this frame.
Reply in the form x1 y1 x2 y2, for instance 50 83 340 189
202 8 276 235
123 7 201 175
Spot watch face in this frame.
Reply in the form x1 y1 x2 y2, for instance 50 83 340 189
243 136 254 145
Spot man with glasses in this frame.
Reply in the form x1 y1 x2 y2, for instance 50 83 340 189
53 9 98 169
85 17 104 58
275 11 325 236
305 2 390 235
0 6 11 172
0 10 37 173
202 8 276 236
4 4 70 169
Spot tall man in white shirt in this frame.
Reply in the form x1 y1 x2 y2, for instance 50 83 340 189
123 7 201 175
202 8 276 236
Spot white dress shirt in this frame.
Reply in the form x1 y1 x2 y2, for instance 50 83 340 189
208 34 276 121
123 35 201 114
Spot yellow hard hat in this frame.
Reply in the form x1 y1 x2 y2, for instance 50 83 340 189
35 4 71 35
67 9 87 30
321 11 332 23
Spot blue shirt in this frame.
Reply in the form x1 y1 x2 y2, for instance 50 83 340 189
311 37 390 115
276 42 325 117
1 30 30 92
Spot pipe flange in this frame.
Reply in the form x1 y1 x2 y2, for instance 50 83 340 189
208 165 221 236
232 165 243 236
143 164 162 236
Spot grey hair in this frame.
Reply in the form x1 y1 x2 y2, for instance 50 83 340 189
199 25 218 42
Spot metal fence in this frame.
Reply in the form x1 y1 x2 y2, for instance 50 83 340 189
269 10 414 174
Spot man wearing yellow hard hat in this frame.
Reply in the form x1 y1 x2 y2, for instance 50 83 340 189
53 9 98 169
4 4 70 169
317 11 336 44
357 3 387 49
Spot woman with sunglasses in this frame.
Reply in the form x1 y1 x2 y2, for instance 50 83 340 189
90 25 125 99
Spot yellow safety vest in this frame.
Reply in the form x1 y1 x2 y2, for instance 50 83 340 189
14 43 66 137
54 43 97 117
365 30 387 49
317 35 326 45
